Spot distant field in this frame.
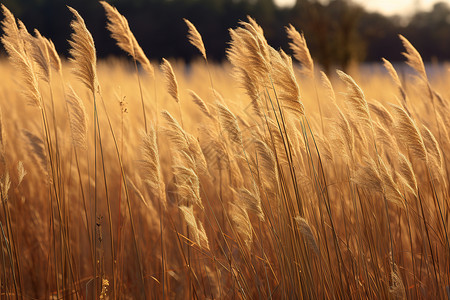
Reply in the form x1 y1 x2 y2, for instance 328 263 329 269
0 3 449 299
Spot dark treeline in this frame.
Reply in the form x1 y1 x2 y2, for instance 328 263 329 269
1 0 450 71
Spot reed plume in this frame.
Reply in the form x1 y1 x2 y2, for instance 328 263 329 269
179 205 209 249
369 100 395 129
379 157 405 208
23 130 47 172
140 126 167 207
174 166 202 209
390 104 427 162
27 30 51 83
230 201 253 251
321 71 336 104
382 58 407 104
68 6 98 95
161 110 189 150
188 90 212 119
286 24 314 77
17 161 26 186
216 102 242 145
1 5 24 53
184 18 206 60
161 58 180 103
295 216 320 256
66 86 88 150
270 49 305 117
45 38 61 73
397 152 418 196
1 7 41 107
239 184 264 221
399 34 427 80
100 1 153 77
337 70 372 130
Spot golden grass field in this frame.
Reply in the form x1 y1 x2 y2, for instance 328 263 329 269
0 2 449 299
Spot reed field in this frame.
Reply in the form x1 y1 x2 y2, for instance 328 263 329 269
0 2 450 299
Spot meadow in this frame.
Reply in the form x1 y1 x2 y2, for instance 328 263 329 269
0 2 449 299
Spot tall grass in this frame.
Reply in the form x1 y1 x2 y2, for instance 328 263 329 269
0 3 449 299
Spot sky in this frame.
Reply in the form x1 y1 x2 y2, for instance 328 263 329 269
274 0 450 15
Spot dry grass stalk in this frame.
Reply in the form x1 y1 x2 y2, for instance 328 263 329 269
45 38 61 73
179 205 209 249
239 184 264 221
17 161 26 186
286 24 314 77
352 156 382 191
397 153 418 196
230 202 253 251
161 110 188 147
188 90 212 119
173 165 202 209
66 86 88 150
101 1 153 77
68 6 98 94
389 262 406 300
270 49 305 117
382 58 406 103
390 104 427 162
227 19 270 85
369 100 395 129
23 130 47 172
379 157 405 208
161 58 180 103
399 35 427 80
295 216 319 256
184 19 206 60
421 125 443 169
320 71 336 104
141 126 166 207
1 8 41 107
216 102 242 145
337 70 372 130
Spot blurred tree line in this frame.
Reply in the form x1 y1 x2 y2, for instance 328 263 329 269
1 0 450 71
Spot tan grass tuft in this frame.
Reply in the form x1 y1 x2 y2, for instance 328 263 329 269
45 38 61 73
320 71 336 104
173 166 202 209
295 216 320 256
352 156 382 191
216 102 242 145
230 201 253 251
184 19 206 60
66 86 88 150
161 110 189 150
270 49 305 117
382 58 406 103
68 6 99 94
239 183 264 221
399 35 427 80
1 5 24 54
23 130 47 172
390 104 427 162
286 24 314 77
379 157 405 208
100 1 153 77
140 126 166 207
397 153 418 196
337 70 372 130
421 125 443 169
161 58 180 103
179 205 209 249
188 90 212 119
389 262 406 300
17 161 26 186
